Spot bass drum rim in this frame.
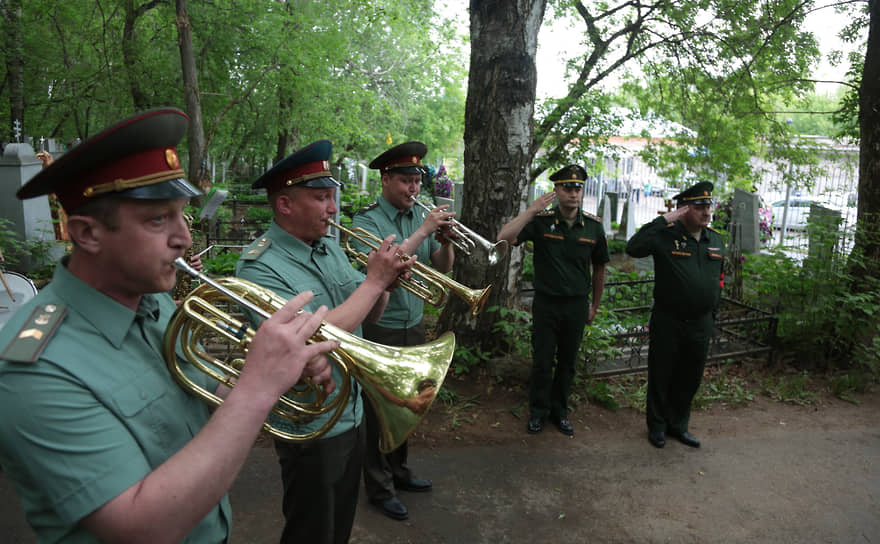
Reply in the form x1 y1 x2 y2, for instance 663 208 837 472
0 270 39 331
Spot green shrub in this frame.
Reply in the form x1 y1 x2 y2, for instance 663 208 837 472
203 252 240 276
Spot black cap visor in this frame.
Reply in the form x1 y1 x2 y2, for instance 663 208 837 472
118 176 202 201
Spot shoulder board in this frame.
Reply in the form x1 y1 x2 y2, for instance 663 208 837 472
536 210 555 217
354 201 379 215
581 210 601 223
1 303 68 364
706 226 721 234
239 237 272 261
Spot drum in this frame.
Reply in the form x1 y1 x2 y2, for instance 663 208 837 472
0 270 38 331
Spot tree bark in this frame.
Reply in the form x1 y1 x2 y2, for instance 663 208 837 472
438 0 547 351
851 0 880 282
176 0 210 206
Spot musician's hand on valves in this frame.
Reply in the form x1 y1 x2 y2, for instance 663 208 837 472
188 252 204 273
422 204 456 234
365 234 417 292
237 291 339 400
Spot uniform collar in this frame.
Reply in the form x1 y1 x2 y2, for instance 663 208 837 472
267 220 323 261
49 258 162 349
553 206 584 227
377 195 414 220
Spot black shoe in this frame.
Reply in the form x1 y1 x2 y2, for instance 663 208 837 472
394 476 432 492
527 417 543 434
370 496 409 520
669 430 701 448
551 416 574 436
648 430 666 448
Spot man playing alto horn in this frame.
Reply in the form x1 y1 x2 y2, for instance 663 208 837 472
350 141 455 521
0 108 337 543
235 140 413 544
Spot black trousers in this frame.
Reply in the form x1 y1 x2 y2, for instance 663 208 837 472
529 293 589 420
274 424 364 544
646 308 714 434
360 321 423 501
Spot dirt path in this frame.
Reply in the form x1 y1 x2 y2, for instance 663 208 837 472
1 388 878 543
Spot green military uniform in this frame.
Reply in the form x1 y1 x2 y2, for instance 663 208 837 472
236 139 364 544
518 206 610 421
625 182 725 438
0 264 231 544
353 142 436 518
351 196 439 329
235 221 364 439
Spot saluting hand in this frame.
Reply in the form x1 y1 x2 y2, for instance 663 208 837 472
528 191 556 214
663 205 689 224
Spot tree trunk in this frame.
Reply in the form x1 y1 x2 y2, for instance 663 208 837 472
438 0 547 351
175 0 210 206
3 0 23 142
851 0 880 282
122 0 152 111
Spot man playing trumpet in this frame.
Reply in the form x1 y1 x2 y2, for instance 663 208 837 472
350 141 454 521
235 140 413 544
0 108 337 543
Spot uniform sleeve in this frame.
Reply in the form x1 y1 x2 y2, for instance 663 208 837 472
0 367 152 524
625 216 667 258
593 225 611 265
517 218 538 245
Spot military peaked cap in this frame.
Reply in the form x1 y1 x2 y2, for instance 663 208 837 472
549 164 587 188
369 141 428 174
17 108 201 212
252 140 340 194
673 181 714 205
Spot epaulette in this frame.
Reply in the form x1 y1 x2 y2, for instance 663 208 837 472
1 303 67 364
536 210 555 217
239 237 272 261
581 210 601 223
353 201 379 216
706 226 721 234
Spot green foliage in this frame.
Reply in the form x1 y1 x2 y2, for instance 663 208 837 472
203 252 240 276
452 344 490 376
0 218 60 279
521 249 535 282
488 305 532 359
692 364 756 409
581 379 620 411
245 206 273 224
760 371 818 405
607 239 626 255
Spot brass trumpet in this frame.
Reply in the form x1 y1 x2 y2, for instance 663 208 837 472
330 220 492 317
164 257 455 453
409 195 509 266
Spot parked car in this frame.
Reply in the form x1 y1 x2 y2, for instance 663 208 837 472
770 198 839 230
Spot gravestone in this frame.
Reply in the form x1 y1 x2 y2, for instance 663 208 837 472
805 204 842 266
731 188 760 253
600 196 612 234
615 197 636 241
0 144 63 273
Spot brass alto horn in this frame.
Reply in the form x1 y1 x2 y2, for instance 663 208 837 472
330 220 492 317
163 257 455 453
409 196 509 266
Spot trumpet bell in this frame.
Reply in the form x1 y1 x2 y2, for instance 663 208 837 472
163 275 456 453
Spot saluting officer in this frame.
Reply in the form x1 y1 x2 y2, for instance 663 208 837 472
498 165 609 437
625 181 725 449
